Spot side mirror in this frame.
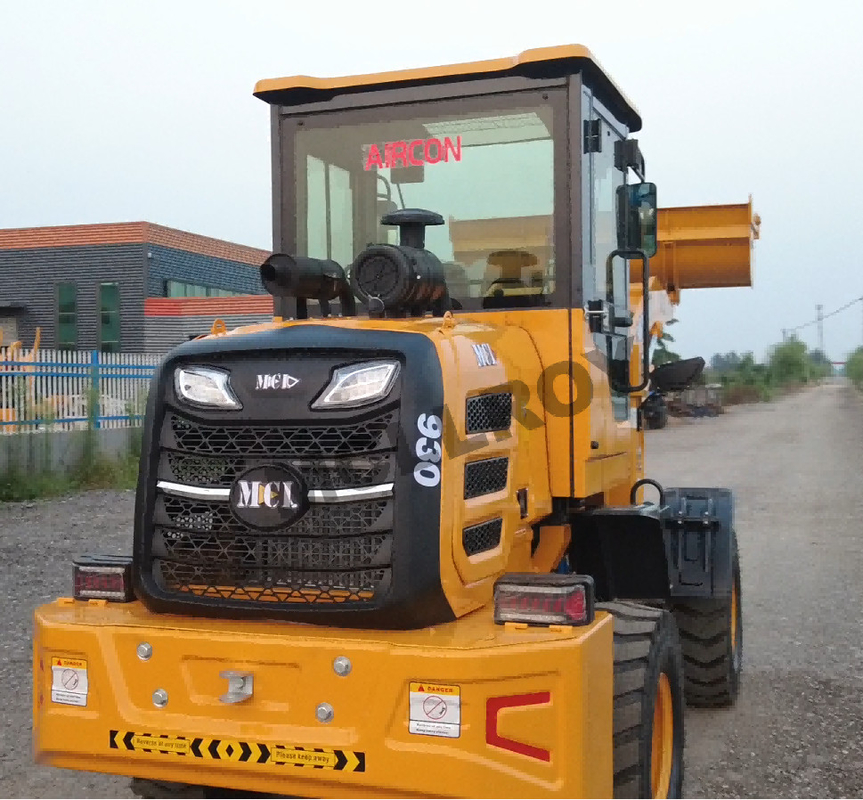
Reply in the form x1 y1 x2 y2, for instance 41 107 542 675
617 182 658 258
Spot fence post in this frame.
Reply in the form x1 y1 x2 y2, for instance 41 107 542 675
91 349 101 430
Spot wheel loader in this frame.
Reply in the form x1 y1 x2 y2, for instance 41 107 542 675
32 45 758 798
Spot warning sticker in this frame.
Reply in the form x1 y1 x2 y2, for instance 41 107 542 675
51 656 88 707
409 681 460 739
272 747 338 768
109 731 366 771
131 735 191 754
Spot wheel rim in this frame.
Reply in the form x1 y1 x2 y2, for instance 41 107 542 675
651 672 674 799
731 582 737 650
731 580 738 654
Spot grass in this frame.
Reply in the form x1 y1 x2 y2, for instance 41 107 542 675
0 387 144 503
0 439 140 503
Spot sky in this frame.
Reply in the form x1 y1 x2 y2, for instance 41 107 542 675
1 0 862 362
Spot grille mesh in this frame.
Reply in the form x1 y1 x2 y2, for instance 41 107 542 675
159 495 389 537
465 393 512 434
463 518 503 556
169 411 396 457
464 457 508 499
166 452 391 490
156 530 391 570
149 387 400 609
156 560 389 604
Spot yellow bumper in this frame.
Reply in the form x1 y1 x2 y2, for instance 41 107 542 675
34 599 613 798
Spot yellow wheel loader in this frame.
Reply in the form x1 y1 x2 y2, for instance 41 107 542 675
32 45 758 798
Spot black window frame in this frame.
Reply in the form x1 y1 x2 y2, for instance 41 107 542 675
274 83 573 319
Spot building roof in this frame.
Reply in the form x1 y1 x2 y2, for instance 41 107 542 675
254 44 641 130
0 222 270 266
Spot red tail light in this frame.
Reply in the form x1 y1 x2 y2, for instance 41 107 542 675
493 573 594 627
73 555 134 602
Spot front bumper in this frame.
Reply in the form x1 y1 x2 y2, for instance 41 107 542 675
34 599 612 798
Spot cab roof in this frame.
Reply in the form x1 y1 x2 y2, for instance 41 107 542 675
254 44 641 132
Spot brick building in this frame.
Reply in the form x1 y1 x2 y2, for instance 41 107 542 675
143 295 275 352
0 222 274 353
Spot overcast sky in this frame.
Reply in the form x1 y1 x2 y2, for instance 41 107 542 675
1 0 861 362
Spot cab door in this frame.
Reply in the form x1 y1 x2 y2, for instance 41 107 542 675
582 97 637 499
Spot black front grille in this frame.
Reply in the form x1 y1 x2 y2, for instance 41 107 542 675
149 404 399 607
168 411 396 457
155 530 392 570
463 518 503 556
165 452 392 490
157 496 390 537
156 560 391 604
464 457 509 498
466 393 512 434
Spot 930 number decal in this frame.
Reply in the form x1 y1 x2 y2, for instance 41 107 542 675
413 413 442 487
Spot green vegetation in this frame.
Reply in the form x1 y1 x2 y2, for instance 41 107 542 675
846 346 863 389
652 319 681 366
0 386 144 503
707 337 834 405
0 427 141 503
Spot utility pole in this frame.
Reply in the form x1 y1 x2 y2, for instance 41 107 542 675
816 304 824 354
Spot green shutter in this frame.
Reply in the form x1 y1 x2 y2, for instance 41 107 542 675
56 282 77 349
99 282 121 352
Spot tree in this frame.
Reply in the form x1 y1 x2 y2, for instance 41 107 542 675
769 338 808 384
807 349 833 380
846 346 863 388
809 349 830 366
710 351 742 374
651 319 681 367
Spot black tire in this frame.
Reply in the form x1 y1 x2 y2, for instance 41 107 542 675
671 532 742 707
600 601 685 799
642 396 667 430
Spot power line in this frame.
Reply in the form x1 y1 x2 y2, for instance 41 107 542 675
787 295 863 336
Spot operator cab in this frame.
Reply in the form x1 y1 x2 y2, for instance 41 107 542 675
255 45 657 325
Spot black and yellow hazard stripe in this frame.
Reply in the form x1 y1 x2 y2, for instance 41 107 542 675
109 730 365 772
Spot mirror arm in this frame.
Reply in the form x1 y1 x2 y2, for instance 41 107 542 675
605 248 651 393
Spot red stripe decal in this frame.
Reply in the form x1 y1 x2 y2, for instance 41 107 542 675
485 692 551 762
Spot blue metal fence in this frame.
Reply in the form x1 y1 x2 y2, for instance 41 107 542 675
0 349 162 433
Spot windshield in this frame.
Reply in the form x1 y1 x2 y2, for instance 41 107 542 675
293 100 556 311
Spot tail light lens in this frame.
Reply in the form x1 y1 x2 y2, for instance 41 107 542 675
73 555 134 602
493 573 594 627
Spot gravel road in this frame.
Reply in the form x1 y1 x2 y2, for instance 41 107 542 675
2 381 862 797
649 381 863 798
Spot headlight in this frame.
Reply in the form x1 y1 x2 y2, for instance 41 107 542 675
312 360 400 409
174 366 241 410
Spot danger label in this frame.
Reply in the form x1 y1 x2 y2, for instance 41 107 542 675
409 681 460 739
51 656 88 707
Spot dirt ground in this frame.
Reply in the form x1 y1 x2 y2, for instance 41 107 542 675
2 381 862 797
649 381 863 797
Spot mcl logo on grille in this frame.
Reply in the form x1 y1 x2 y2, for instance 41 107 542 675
230 465 308 530
236 480 299 510
255 373 299 391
